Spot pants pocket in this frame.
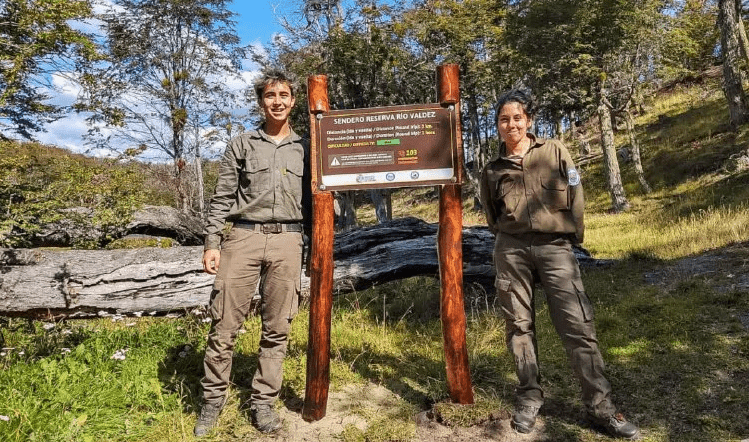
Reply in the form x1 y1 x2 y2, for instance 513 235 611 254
288 277 300 320
494 277 511 294
572 279 594 322
209 278 225 321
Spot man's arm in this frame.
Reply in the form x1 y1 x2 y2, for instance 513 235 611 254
201 139 242 274
204 139 242 251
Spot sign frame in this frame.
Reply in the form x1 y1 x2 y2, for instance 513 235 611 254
312 103 461 192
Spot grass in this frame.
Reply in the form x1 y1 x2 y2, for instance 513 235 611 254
2 78 749 441
2 266 747 441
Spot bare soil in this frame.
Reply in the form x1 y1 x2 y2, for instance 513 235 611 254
270 384 542 442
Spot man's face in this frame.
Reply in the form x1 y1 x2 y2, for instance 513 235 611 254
261 81 295 125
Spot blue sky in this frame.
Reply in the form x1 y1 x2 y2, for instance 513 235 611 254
232 1 285 46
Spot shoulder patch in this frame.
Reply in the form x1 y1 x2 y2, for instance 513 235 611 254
567 168 581 186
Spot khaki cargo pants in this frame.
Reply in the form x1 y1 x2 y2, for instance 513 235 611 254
493 232 616 418
201 227 302 406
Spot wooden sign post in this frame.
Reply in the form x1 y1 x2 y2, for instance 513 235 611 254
303 74 335 422
302 65 473 422
436 64 473 404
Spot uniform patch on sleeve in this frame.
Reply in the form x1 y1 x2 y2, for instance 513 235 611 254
567 168 581 186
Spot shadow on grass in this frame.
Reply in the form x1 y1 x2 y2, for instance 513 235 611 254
582 248 749 441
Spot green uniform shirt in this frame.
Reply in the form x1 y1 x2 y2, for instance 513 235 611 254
203 127 312 250
479 135 585 244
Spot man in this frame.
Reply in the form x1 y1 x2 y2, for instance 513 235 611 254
194 69 311 437
480 89 640 439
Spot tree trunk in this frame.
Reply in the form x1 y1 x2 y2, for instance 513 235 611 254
719 0 749 128
0 218 606 319
624 110 652 194
174 159 190 214
336 191 357 231
734 0 749 68
568 111 577 140
194 148 205 215
368 189 392 223
597 98 630 212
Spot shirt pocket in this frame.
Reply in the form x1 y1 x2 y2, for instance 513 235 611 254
242 158 271 192
540 173 570 211
282 157 304 200
497 177 521 216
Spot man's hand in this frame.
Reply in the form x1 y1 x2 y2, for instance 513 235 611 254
202 249 221 275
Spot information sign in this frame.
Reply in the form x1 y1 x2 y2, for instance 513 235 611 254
314 103 458 191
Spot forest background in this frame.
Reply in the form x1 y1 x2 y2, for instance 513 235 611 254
2 0 749 441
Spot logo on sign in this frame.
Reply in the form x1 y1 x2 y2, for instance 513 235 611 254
386 173 395 181
356 175 376 183
330 157 341 166
410 171 419 180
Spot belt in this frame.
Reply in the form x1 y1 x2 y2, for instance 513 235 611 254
233 220 302 233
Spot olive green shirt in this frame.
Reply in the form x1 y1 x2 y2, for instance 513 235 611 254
204 127 312 250
479 135 585 243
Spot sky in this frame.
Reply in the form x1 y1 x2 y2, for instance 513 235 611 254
29 0 291 156
232 1 286 47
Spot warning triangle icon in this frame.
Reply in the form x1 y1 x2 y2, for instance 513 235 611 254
330 156 341 166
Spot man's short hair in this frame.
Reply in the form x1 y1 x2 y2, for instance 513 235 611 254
254 68 295 103
495 89 535 124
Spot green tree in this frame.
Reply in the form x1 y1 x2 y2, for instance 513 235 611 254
77 0 247 213
0 140 147 248
0 0 95 139
660 0 720 81
404 0 512 177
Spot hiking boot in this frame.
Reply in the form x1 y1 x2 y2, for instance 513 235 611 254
251 403 282 433
194 398 225 437
512 404 540 433
587 412 640 440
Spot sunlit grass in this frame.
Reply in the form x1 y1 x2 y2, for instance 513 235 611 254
3 78 749 442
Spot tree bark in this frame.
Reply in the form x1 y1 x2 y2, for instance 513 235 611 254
368 189 392 223
624 110 652 194
597 97 630 212
719 0 749 128
336 191 357 230
734 0 749 68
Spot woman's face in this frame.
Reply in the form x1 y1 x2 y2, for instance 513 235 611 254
497 102 532 146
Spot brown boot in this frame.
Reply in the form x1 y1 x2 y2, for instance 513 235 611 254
251 403 282 433
194 397 226 437
512 404 540 433
587 412 640 440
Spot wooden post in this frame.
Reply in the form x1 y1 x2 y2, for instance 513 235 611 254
302 74 335 422
437 64 474 404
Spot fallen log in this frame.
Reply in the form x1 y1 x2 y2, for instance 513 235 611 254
0 217 607 318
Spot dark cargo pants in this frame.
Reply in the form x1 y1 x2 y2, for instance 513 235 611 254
201 227 302 406
493 232 616 418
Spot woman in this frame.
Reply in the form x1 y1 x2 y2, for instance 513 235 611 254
479 89 639 439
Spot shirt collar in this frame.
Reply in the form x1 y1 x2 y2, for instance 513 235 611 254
498 133 546 158
253 125 301 145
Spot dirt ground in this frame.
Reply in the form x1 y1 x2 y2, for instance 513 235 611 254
270 383 541 442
